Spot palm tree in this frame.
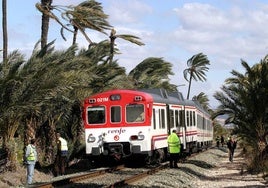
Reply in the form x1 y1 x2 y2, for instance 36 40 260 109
36 0 111 48
192 92 210 110
2 0 8 62
62 0 112 45
128 57 177 91
109 28 144 64
0 51 25 171
183 53 210 99
212 57 268 172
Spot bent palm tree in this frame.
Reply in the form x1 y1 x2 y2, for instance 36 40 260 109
63 0 112 45
192 92 210 110
109 28 144 64
128 57 176 91
183 53 210 99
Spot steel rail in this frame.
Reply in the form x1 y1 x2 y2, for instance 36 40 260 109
106 163 169 188
33 165 125 188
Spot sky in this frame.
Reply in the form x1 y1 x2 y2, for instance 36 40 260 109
1 0 268 109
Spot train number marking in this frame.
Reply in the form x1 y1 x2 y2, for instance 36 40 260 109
96 97 109 102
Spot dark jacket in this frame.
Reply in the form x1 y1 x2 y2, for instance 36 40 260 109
227 140 237 151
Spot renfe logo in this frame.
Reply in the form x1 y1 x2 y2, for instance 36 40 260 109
108 128 126 135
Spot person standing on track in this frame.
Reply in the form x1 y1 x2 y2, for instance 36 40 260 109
167 129 181 168
55 132 68 176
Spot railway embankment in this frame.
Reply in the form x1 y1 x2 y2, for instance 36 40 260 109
0 146 267 187
131 146 268 188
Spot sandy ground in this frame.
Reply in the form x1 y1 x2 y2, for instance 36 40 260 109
191 147 267 188
0 147 267 187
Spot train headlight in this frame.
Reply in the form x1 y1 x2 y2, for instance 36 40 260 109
87 134 96 143
138 134 145 140
130 132 145 141
110 94 121 101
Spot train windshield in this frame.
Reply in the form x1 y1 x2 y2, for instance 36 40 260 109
111 106 121 123
126 104 144 123
87 106 105 124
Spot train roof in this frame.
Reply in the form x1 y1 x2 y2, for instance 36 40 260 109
138 88 186 105
139 89 211 116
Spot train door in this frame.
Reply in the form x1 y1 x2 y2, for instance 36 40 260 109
151 103 168 148
149 103 168 163
180 108 187 150
169 106 185 150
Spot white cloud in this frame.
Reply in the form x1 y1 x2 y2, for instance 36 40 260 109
3 0 268 108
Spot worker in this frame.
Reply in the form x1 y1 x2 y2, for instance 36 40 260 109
55 132 68 176
167 129 181 168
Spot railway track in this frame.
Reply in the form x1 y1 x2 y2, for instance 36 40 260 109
106 162 169 188
32 162 170 188
34 165 125 188
32 149 209 188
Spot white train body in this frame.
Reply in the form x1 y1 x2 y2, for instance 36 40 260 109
83 89 213 161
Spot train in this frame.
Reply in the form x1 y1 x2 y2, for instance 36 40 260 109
82 88 213 165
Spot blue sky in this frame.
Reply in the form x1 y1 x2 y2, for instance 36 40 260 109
1 0 268 108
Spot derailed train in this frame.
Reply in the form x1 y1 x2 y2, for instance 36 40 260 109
82 89 213 164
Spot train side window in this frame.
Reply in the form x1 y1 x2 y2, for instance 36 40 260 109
193 111 196 126
126 104 144 123
175 110 179 128
169 109 174 129
161 109 165 129
153 109 156 129
111 106 121 123
87 106 105 124
197 114 202 128
190 111 193 126
186 111 190 126
179 110 184 127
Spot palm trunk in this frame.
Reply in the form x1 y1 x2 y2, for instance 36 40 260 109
2 0 8 62
40 0 52 49
72 26 78 45
186 75 193 100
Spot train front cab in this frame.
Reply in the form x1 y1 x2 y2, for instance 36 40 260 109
83 90 154 163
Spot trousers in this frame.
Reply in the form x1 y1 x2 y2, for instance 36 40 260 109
27 163 35 184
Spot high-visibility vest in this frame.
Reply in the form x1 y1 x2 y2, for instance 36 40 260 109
59 137 68 151
27 145 36 161
167 133 181 153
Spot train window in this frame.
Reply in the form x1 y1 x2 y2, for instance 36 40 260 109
186 111 190 126
169 109 175 128
179 110 184 127
175 110 179 128
87 106 105 124
190 111 193 126
197 114 202 128
161 109 165 129
153 109 156 129
193 111 196 126
111 106 121 123
126 104 144 123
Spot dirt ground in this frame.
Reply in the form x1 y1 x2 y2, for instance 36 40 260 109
0 147 267 187
190 147 268 187
0 164 53 187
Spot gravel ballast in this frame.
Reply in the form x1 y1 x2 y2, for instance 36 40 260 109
130 146 267 188
0 146 267 187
